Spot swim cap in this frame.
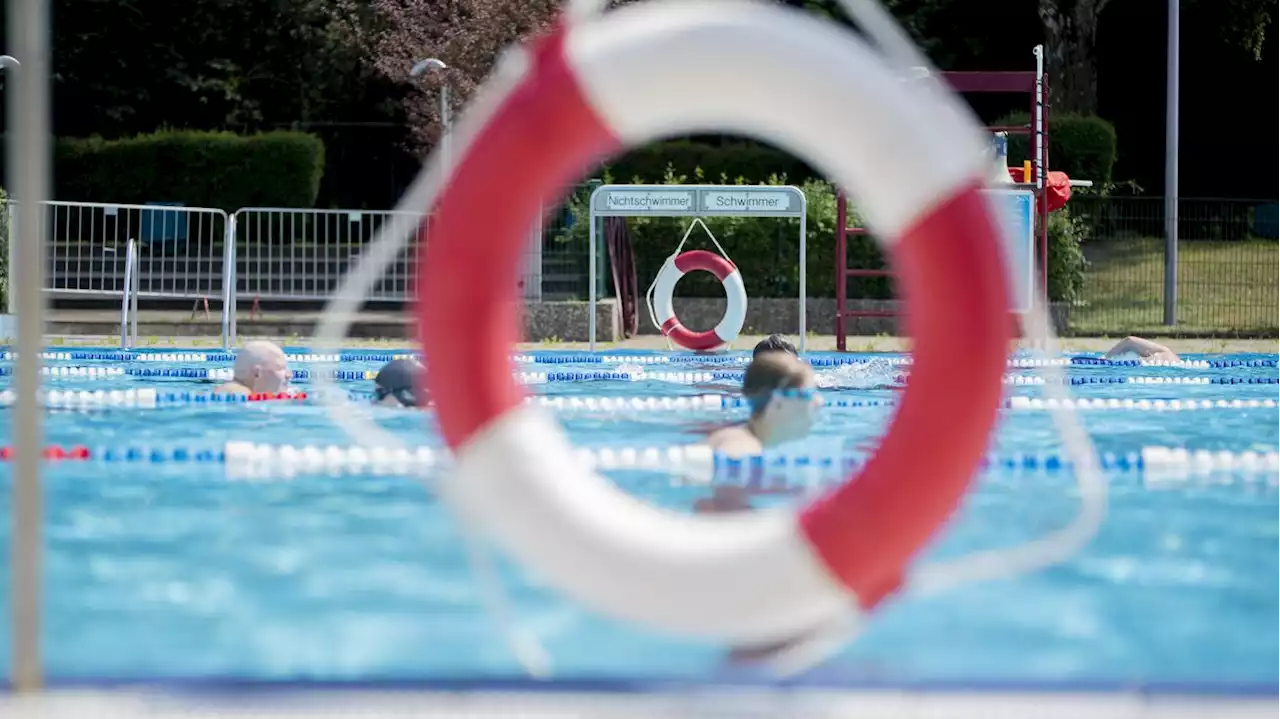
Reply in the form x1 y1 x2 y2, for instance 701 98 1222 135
374 359 425 407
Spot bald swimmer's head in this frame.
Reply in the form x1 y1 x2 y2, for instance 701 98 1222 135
233 340 290 393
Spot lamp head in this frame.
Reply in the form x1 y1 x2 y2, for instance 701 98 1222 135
410 58 447 77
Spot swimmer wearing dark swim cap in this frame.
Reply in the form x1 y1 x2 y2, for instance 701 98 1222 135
373 358 427 408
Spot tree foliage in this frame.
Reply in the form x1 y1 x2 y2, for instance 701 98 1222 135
0 0 1268 202
1184 0 1274 60
332 0 561 153
0 0 390 138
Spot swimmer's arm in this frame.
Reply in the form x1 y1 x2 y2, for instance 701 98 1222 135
1105 336 1177 360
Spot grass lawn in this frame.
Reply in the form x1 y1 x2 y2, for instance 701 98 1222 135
1070 237 1278 336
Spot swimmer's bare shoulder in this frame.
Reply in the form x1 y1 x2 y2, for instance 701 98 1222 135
706 425 763 457
213 381 250 395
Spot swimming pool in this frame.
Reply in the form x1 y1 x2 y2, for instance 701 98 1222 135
0 349 1276 691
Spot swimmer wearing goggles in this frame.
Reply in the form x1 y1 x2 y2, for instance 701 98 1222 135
373 358 427 408
698 350 820 514
705 350 821 460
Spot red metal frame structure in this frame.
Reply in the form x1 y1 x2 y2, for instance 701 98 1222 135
835 59 1049 350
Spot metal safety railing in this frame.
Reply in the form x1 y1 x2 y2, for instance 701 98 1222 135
20 200 231 301
4 199 234 345
231 208 429 302
118 237 139 348
230 207 547 306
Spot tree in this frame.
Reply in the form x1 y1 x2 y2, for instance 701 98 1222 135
1037 0 1112 115
0 0 387 138
1040 0 1273 116
333 0 561 153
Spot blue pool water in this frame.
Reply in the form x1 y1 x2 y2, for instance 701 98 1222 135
0 349 1276 688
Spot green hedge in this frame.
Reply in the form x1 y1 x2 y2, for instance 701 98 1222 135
997 113 1117 187
55 131 325 210
602 140 817 186
1046 207 1088 304
559 166 1086 304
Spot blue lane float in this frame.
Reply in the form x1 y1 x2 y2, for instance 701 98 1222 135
14 443 1275 484
6 388 1278 412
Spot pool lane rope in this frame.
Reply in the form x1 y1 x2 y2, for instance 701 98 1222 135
9 441 1276 481
0 389 307 408
11 350 1275 370
213 442 1269 480
8 364 1277 387
311 0 1107 678
7 387 1277 413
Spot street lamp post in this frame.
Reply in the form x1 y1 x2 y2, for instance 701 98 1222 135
410 58 451 170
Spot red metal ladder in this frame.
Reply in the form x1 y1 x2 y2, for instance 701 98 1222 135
834 65 1051 351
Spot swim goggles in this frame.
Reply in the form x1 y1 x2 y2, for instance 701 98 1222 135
374 385 420 408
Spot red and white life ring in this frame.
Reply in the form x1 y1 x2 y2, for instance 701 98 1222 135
652 250 746 351
419 1 1010 647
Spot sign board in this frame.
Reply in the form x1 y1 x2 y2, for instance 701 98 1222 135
984 188 1036 314
591 185 806 218
602 190 694 213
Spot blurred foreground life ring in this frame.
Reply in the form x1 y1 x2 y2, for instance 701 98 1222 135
418 0 1011 648
652 250 746 351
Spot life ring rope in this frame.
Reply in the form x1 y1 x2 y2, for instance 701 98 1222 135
643 218 742 351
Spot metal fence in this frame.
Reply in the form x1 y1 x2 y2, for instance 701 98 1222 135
230 198 591 304
13 193 1274 340
232 208 427 302
8 200 230 302
16 198 584 307
1067 196 1278 336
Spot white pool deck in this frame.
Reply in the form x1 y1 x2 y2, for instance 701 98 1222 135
2 686 1277 718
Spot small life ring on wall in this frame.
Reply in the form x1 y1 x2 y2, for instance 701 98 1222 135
418 1 1010 651
650 250 746 351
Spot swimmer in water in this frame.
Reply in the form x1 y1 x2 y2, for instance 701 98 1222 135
214 340 290 396
697 350 821 513
752 333 798 359
707 349 818 456
373 358 427 408
1105 336 1179 363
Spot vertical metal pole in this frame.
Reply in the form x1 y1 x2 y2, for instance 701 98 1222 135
1163 0 1179 326
440 84 452 173
1033 45 1049 301
0 55 19 317
8 0 50 693
130 247 139 346
1032 46 1045 191
229 215 238 345
588 210 597 351
120 239 134 348
221 214 234 347
834 193 847 351
797 194 807 354
527 204 543 302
